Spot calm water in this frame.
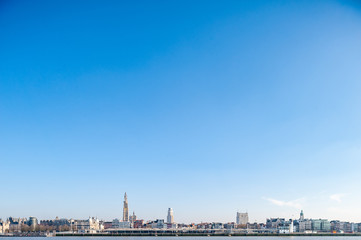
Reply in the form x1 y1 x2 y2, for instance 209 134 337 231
1 237 361 240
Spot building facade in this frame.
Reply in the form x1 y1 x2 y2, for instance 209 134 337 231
71 217 103 233
312 219 330 232
150 219 167 229
167 208 174 224
112 219 131 229
236 212 249 225
0 219 10 234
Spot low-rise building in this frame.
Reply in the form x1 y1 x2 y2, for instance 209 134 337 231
167 223 177 229
212 222 223 229
8 217 27 233
112 219 131 228
266 218 293 233
196 222 212 229
224 222 236 229
299 219 312 233
150 219 167 229
103 222 112 229
266 218 285 229
133 220 144 229
71 217 102 233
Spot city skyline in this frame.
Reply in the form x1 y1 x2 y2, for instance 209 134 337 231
1 0 361 223
2 207 361 235
0 193 358 225
0 194 357 225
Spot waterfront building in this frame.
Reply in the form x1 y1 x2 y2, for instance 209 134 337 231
40 217 70 227
299 219 312 233
40 217 71 232
344 222 354 233
266 218 285 229
112 218 131 229
321 219 331 232
103 221 112 229
236 212 249 225
312 219 330 232
293 220 299 232
133 220 144 229
331 221 357 233
150 219 167 229
212 222 224 229
28 216 38 228
71 217 103 233
8 217 27 233
167 223 177 229
0 219 10 234
312 219 322 232
123 192 129 222
351 223 359 233
245 222 263 230
167 208 174 224
224 222 237 229
196 222 213 229
289 220 294 233
112 219 121 228
266 218 294 233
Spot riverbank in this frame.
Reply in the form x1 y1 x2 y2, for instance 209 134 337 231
55 233 361 237
2 232 361 237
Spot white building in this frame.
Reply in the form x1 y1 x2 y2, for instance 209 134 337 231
236 212 249 225
71 217 103 233
151 219 167 229
112 219 131 229
0 219 10 234
167 208 174 224
8 217 27 233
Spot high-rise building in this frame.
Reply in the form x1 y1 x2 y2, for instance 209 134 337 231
236 212 248 225
123 192 129 222
28 216 38 227
167 208 174 224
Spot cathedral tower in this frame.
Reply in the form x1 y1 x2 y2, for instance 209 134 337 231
123 192 129 222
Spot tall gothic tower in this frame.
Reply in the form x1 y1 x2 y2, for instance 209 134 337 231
123 192 129 222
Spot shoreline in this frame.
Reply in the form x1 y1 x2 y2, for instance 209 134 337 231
2 233 361 237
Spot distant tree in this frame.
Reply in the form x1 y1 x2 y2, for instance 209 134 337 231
34 225 40 232
21 224 30 232
62 225 70 231
39 225 47 232
58 225 67 232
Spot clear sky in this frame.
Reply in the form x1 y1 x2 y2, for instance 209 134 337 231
1 0 361 224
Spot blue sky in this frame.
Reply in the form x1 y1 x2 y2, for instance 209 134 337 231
1 0 361 223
